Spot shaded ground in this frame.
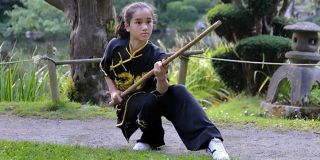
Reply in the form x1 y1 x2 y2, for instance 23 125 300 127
0 115 319 160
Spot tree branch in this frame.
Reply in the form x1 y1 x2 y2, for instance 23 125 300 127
45 0 64 11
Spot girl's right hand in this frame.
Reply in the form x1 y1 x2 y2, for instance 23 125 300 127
110 90 123 105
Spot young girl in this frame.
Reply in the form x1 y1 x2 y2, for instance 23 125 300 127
100 2 229 160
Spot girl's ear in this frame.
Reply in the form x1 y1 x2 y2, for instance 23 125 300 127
125 22 130 32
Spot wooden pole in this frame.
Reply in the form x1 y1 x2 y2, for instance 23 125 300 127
117 20 222 100
46 43 59 102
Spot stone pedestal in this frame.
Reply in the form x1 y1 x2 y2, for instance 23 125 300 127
262 22 320 118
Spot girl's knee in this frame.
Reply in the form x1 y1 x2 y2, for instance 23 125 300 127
132 93 157 107
168 84 192 99
170 84 188 93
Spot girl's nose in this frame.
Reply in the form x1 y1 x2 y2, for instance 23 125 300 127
142 23 148 30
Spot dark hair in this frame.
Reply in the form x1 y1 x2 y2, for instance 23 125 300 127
115 2 156 38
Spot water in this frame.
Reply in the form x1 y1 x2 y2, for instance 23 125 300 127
0 37 69 61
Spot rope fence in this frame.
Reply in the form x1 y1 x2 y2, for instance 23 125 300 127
0 59 34 65
2 54 320 66
2 45 320 102
190 55 320 66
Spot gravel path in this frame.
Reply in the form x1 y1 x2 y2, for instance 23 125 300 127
0 115 319 160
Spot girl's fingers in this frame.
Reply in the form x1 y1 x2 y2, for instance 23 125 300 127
115 94 123 102
111 91 123 104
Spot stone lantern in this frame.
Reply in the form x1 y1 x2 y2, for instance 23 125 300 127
261 21 320 118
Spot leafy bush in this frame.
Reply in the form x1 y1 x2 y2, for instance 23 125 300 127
235 35 291 93
211 45 244 92
60 76 79 102
183 0 212 13
212 35 291 94
206 3 254 42
310 86 320 107
247 0 278 17
166 1 199 29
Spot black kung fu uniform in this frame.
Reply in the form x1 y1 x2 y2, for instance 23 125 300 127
100 37 223 150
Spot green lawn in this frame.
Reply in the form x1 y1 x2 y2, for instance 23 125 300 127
0 141 211 160
0 96 319 132
207 96 320 132
0 100 116 120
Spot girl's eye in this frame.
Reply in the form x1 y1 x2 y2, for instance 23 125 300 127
135 21 142 25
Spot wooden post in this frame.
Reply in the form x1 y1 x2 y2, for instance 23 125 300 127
46 43 59 102
178 56 189 85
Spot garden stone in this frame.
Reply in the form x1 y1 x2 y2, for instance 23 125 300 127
262 21 320 119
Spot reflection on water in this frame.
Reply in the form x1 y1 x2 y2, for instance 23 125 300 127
0 37 69 60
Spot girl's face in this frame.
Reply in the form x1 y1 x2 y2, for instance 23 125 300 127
125 8 153 44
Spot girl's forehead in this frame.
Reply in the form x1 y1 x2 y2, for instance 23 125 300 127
131 8 153 19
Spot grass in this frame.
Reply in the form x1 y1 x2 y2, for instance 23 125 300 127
1 96 319 132
0 100 116 120
206 96 320 132
0 48 50 102
0 140 211 160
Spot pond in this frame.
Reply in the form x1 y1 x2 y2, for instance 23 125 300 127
1 29 213 62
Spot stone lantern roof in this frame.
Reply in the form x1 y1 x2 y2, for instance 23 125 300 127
284 21 320 32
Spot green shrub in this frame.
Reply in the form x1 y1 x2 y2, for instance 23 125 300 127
211 45 244 92
166 1 199 29
247 0 278 17
206 3 254 42
212 35 291 94
184 0 212 13
60 76 79 102
235 35 291 93
309 85 320 107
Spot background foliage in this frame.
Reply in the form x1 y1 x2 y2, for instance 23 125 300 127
212 35 291 94
2 0 69 39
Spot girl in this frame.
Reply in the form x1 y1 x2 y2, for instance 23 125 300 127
100 2 229 160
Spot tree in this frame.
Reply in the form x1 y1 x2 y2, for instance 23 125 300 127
0 0 22 21
45 0 116 104
0 0 22 37
5 0 69 38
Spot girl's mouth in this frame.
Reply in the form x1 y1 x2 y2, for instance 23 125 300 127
141 33 149 36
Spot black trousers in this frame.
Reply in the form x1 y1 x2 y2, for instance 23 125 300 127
116 84 222 150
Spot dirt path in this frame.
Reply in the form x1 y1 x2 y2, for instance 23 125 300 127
0 115 319 160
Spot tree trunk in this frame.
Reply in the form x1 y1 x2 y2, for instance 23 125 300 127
279 0 291 16
253 16 263 35
233 0 242 6
45 0 115 104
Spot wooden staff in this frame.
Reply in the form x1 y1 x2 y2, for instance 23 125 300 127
109 20 222 105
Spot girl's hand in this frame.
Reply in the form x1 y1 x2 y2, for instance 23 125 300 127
154 60 169 94
109 90 123 105
154 60 168 80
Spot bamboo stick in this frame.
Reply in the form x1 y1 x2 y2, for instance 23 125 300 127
110 20 222 105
